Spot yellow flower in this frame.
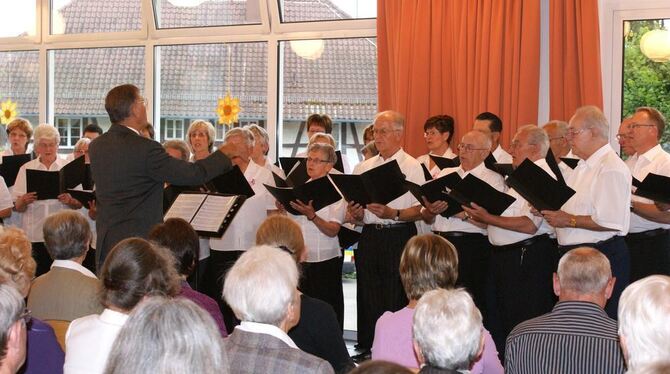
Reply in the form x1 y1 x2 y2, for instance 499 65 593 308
217 93 241 126
1 99 18 125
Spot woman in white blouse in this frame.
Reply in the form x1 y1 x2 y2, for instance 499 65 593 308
12 124 81 276
416 115 457 178
3 118 33 157
277 142 346 328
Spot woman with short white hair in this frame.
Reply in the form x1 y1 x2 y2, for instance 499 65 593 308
244 124 285 178
12 124 82 276
413 288 485 373
104 297 228 374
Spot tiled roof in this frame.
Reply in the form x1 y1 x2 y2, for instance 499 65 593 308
1 0 377 122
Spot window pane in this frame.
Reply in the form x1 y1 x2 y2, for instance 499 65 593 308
52 0 141 35
52 47 145 148
0 2 36 37
280 0 376 23
622 19 670 151
0 51 39 147
280 38 377 172
153 0 261 29
156 43 267 143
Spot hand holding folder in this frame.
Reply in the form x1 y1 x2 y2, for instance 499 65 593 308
633 173 670 204
404 172 463 217
264 176 342 216
448 173 516 216
26 156 86 200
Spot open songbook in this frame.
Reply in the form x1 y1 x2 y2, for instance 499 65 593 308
66 189 96 207
0 154 32 187
429 154 460 169
505 158 576 211
206 165 255 198
448 174 516 216
27 156 86 200
329 160 407 206
264 175 341 216
404 172 464 217
633 173 670 204
164 192 246 237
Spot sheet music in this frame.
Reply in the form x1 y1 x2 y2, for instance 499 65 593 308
190 195 237 232
164 193 207 222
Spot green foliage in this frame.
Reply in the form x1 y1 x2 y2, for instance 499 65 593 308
622 20 670 149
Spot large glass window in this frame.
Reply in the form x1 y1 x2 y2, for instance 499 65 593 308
0 51 39 146
51 47 145 148
280 0 376 23
51 0 142 35
0 2 36 38
622 19 670 150
279 37 377 169
153 0 261 29
156 42 267 143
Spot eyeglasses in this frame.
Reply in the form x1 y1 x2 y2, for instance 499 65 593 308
629 123 655 130
423 130 442 137
372 128 399 137
306 157 332 164
616 134 631 141
566 127 590 136
549 136 565 142
457 143 489 152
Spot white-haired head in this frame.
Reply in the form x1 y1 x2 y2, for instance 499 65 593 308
33 124 60 145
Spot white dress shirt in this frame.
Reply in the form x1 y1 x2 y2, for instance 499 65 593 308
11 157 72 242
51 259 97 279
236 321 298 349
0 177 13 212
431 162 506 234
354 149 425 225
210 160 275 251
64 308 129 374
555 144 631 245
627 144 670 233
493 145 513 163
292 194 346 263
488 159 555 246
416 147 458 179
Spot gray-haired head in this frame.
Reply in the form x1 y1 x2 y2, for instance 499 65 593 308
413 288 483 370
104 297 227 374
224 127 255 148
374 110 405 132
307 142 337 165
223 245 298 326
245 124 269 149
0 284 25 365
557 247 612 295
33 124 61 146
618 275 670 371
73 137 91 153
43 210 91 261
308 132 336 147
162 139 191 161
515 124 550 157
570 106 609 141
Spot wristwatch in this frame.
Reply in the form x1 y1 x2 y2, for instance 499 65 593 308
394 209 401 221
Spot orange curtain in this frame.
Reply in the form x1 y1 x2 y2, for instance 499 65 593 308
377 0 540 157
549 0 603 121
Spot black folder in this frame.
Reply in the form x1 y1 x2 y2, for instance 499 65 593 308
272 172 290 188
429 154 460 169
421 164 433 181
26 156 87 200
329 160 407 206
264 176 342 216
207 165 255 198
404 172 463 217
492 163 514 177
286 160 309 187
83 164 94 190
280 157 302 175
505 158 576 211
164 191 246 237
560 157 580 169
545 148 566 185
66 189 96 207
337 226 361 249
0 154 32 187
334 151 345 173
633 173 670 204
448 174 516 216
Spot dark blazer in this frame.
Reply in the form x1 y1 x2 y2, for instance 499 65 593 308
89 124 232 266
224 329 334 374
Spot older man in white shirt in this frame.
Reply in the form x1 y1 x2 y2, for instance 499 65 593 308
542 105 632 319
625 107 670 280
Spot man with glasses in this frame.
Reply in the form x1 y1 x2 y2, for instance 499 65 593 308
421 130 505 325
542 120 576 179
473 112 512 163
0 284 28 374
617 117 636 161
625 107 670 281
541 105 631 319
347 110 424 360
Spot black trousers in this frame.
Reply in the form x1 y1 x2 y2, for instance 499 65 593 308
559 236 630 319
490 235 558 356
625 229 670 282
31 242 52 277
202 250 244 334
300 256 345 330
355 223 415 350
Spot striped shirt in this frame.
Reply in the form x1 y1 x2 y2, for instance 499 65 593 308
505 301 626 374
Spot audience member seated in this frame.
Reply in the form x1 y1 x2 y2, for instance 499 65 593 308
413 289 485 374
0 227 64 374
0 284 28 374
28 211 102 321
505 247 625 373
104 296 229 373
64 238 179 374
256 215 354 374
618 275 670 372
371 234 502 373
349 361 414 374
222 245 333 374
148 218 227 337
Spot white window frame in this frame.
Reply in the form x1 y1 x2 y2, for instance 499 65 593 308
163 118 185 140
55 116 82 149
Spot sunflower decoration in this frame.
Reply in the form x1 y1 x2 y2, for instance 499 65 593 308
1 99 18 125
217 92 241 126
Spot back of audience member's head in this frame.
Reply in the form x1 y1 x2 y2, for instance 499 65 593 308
162 140 191 161
148 218 199 277
99 238 180 312
348 360 413 374
104 296 228 374
223 245 299 327
0 284 26 373
43 211 91 261
255 215 306 263
0 228 36 297
400 234 458 300
618 275 670 371
413 288 483 371
555 247 613 298
627 362 670 374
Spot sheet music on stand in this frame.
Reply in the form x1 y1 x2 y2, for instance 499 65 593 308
164 192 246 237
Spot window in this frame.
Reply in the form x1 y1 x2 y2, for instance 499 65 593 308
153 0 261 29
279 38 377 169
56 117 82 148
0 2 36 37
51 0 142 35
279 0 376 23
163 118 185 139
0 51 39 147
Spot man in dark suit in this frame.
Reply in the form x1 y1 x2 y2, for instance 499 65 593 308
89 84 241 268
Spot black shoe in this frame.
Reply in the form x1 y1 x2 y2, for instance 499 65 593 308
351 350 371 364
